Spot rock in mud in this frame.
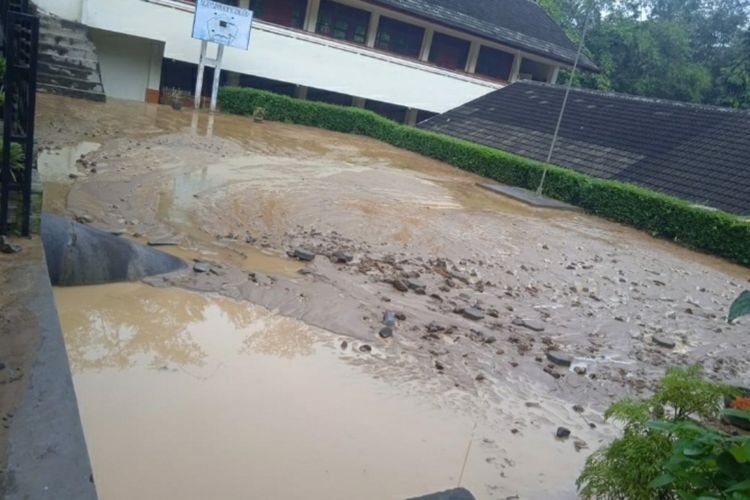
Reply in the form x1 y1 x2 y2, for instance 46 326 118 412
407 279 427 293
653 335 676 349
193 262 210 273
293 248 316 262
573 405 585 413
332 251 353 264
390 278 409 292
512 318 546 332
379 327 393 339
395 312 406 321
383 311 396 327
574 439 589 452
574 365 588 376
359 344 372 353
340 341 348 350
0 236 21 254
148 236 180 246
463 308 485 321
556 427 572 439
547 351 573 367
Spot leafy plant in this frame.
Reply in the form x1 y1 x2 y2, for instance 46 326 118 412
728 291 750 323
576 366 737 500
1 143 24 182
219 86 750 267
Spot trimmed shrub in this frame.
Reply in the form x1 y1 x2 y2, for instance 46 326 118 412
218 86 750 266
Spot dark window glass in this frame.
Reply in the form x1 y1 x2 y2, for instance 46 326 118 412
475 46 514 80
316 0 370 44
249 0 308 29
428 32 470 71
374 16 424 58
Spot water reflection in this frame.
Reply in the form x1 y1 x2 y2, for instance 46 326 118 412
54 283 316 371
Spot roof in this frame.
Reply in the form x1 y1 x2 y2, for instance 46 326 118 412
419 81 750 216
372 0 598 71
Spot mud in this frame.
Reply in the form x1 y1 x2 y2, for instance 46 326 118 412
37 94 750 497
55 283 605 499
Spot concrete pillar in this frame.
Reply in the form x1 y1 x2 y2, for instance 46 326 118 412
465 41 480 74
295 85 309 100
226 71 241 86
304 0 321 32
419 28 434 62
366 12 380 48
510 54 522 82
352 96 366 108
404 108 418 126
145 41 164 103
548 65 560 84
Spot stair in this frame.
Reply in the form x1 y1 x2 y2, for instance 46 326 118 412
37 15 106 102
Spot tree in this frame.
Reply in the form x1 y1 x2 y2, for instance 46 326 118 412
718 30 750 109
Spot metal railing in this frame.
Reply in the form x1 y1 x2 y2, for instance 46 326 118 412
0 0 38 236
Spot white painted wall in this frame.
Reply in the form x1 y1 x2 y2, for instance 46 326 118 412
75 0 502 112
91 29 162 101
33 0 83 21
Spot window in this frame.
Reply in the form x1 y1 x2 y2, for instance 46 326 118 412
316 0 370 44
375 16 424 58
519 58 553 82
475 46 515 81
428 32 470 71
249 0 307 29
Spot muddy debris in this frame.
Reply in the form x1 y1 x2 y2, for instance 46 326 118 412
463 308 485 321
358 344 372 353
547 351 574 367
293 248 316 262
148 235 179 247
332 251 353 264
382 311 396 327
574 439 589 452
512 318 546 332
556 427 572 439
193 262 211 273
653 335 677 349
379 327 394 339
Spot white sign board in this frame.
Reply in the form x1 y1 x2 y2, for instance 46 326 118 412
192 0 253 50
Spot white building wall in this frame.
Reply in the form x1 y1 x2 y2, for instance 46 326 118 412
33 0 83 21
75 0 502 113
91 29 163 102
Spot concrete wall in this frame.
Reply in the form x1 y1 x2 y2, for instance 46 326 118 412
77 0 502 112
91 29 164 102
33 0 83 20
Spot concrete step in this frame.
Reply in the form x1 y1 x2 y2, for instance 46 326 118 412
37 71 104 93
37 60 97 82
39 29 90 45
39 44 96 62
37 51 99 71
37 82 106 102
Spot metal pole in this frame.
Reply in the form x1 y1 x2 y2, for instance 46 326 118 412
194 40 208 110
535 3 594 196
209 44 225 112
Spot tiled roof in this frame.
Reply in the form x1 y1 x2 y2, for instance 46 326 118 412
419 81 750 216
373 0 598 71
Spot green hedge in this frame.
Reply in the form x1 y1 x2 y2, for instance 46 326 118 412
218 86 750 266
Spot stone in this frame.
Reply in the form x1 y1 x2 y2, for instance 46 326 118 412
391 279 409 292
574 439 589 452
573 405 585 413
148 236 179 246
0 236 21 254
332 251 353 264
653 335 676 349
75 214 94 224
395 312 406 321
359 344 372 353
383 311 396 327
463 308 485 321
547 351 573 367
512 318 545 332
379 327 393 339
574 366 588 376
340 341 348 350
106 228 127 236
407 279 427 293
193 262 210 273
435 361 445 371
293 248 316 262
556 427 571 439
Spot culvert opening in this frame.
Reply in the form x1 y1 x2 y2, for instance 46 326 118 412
41 213 185 287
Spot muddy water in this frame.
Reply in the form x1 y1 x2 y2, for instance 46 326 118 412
55 283 596 500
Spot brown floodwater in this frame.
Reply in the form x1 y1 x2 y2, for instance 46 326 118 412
54 283 600 500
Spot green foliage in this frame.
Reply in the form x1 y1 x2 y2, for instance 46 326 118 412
1 143 25 182
577 367 745 500
219 86 750 267
728 291 750 323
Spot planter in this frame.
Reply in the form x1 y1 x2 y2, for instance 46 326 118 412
724 387 750 431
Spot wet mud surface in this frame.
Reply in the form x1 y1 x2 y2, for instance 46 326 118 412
37 94 750 498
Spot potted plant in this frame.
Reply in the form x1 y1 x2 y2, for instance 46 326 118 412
165 87 187 110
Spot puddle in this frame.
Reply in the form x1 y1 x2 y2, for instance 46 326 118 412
156 243 303 277
55 284 505 499
55 283 595 499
